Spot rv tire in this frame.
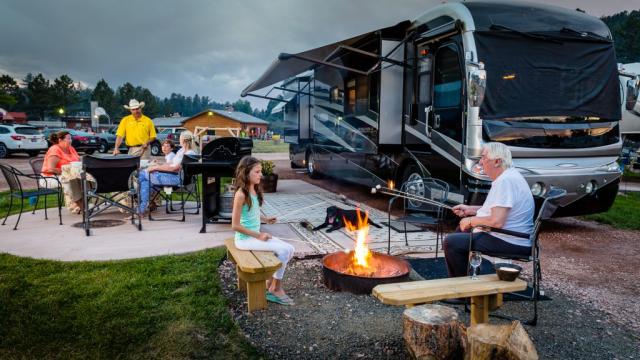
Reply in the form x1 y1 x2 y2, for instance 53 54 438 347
306 151 322 179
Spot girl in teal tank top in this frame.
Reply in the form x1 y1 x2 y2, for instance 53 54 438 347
231 156 296 305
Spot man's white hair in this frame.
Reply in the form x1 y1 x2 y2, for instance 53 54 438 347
483 142 512 169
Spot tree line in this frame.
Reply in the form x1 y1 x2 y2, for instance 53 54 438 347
601 9 640 64
0 74 275 123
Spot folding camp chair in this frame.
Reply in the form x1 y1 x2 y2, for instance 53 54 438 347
468 187 567 326
1 163 62 230
82 154 141 236
387 177 449 256
147 155 200 222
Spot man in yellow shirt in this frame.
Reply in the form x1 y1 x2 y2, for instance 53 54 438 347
113 99 157 159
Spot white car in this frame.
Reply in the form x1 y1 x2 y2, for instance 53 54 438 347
0 124 48 158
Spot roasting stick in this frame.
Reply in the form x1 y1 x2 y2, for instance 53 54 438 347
371 184 454 211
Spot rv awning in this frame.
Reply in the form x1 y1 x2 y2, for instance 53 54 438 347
241 20 411 97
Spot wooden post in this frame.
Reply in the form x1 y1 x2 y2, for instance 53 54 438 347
236 265 247 292
467 321 538 360
470 296 489 325
403 304 467 360
246 280 267 312
489 294 503 311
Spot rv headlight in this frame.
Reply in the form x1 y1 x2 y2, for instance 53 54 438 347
604 161 620 172
585 180 597 194
530 182 545 197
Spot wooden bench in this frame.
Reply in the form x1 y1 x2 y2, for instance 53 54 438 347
372 274 527 325
224 238 282 312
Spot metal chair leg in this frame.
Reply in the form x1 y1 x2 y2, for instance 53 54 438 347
43 194 48 220
57 189 63 225
3 195 13 225
32 195 39 214
14 198 24 230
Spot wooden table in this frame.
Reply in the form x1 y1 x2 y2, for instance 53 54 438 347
373 274 527 325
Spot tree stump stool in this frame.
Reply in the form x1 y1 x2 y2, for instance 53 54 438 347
403 304 467 360
466 321 538 360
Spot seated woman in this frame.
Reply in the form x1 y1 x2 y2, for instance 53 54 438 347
138 131 197 214
443 142 534 278
41 130 83 213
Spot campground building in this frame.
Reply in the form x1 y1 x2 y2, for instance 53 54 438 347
153 109 269 138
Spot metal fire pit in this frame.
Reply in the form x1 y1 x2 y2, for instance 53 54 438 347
322 251 411 295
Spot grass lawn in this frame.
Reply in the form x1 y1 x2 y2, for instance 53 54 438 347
582 191 640 230
0 249 260 359
251 140 289 153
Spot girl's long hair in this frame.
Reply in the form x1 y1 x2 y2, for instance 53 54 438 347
234 156 263 210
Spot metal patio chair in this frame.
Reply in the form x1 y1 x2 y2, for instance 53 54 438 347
468 187 567 326
1 163 62 230
82 154 141 236
387 177 449 256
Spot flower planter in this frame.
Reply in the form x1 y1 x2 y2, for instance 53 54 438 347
261 173 278 193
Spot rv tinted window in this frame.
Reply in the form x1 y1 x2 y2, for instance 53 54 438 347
434 45 461 108
482 120 619 148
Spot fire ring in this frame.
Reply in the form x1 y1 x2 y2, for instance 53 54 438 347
322 251 411 295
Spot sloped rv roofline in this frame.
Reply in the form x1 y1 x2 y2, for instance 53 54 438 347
411 2 476 32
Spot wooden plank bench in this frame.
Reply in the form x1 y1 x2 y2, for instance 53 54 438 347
224 238 282 312
372 274 527 325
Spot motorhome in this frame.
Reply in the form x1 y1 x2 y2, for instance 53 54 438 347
242 1 623 217
619 63 640 158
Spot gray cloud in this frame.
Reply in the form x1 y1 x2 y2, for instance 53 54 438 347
0 0 635 109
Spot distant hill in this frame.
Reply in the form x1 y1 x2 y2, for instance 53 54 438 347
602 10 640 63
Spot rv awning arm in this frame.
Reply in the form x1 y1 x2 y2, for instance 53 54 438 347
272 86 312 97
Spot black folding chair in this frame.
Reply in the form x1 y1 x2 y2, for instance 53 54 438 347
387 177 449 256
1 163 62 230
468 187 567 326
82 155 141 236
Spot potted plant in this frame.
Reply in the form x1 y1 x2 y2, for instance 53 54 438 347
260 160 278 193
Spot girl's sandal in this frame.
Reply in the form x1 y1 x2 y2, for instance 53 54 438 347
266 292 293 306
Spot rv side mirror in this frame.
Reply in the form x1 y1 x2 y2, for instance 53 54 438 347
468 66 487 107
409 103 419 125
626 78 640 111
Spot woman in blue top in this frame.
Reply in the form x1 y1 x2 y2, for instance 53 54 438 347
231 156 295 305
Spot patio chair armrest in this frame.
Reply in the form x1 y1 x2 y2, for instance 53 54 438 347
471 225 529 239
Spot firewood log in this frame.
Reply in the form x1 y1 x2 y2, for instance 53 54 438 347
466 321 538 360
403 304 467 360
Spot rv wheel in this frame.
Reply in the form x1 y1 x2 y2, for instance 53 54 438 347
401 163 426 208
306 152 322 179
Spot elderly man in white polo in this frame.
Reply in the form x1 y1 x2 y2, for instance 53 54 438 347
113 99 157 159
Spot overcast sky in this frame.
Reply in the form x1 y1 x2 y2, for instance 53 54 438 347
0 0 636 110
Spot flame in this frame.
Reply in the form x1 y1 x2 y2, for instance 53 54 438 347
387 179 395 190
344 208 372 273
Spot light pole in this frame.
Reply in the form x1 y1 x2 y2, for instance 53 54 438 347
94 107 111 127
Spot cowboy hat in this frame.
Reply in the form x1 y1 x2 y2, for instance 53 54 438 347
124 99 145 110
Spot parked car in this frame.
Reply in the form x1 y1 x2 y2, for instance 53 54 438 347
0 124 48 158
42 128 101 154
151 127 186 156
96 127 128 153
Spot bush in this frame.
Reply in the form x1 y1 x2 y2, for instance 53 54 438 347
261 160 275 176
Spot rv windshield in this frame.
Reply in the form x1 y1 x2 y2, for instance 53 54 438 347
482 119 619 149
473 31 620 121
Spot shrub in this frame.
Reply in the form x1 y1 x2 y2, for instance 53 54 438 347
261 160 275 176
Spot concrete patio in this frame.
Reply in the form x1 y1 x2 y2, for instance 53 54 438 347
0 179 440 262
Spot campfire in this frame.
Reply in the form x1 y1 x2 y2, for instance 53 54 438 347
322 208 410 294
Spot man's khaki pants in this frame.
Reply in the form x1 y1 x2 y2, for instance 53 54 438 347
128 145 151 160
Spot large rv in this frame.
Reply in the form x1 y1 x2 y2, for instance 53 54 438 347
242 2 623 217
620 63 640 153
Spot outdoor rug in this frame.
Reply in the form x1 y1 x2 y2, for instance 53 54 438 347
405 257 550 301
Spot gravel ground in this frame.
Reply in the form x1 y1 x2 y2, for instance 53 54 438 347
219 258 639 359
